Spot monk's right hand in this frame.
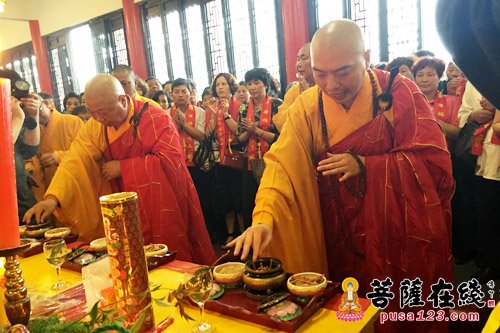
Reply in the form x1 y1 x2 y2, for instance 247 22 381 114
23 197 58 224
227 224 273 261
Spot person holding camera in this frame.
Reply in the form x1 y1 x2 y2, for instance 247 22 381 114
1 69 42 223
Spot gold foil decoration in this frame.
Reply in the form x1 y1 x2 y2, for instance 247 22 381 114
99 192 154 332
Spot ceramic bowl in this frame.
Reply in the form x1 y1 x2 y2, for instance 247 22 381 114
287 272 327 298
213 262 245 285
44 227 71 240
90 238 108 252
143 243 168 258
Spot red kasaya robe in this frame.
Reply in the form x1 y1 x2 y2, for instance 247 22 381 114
104 99 216 265
254 69 454 297
47 98 215 265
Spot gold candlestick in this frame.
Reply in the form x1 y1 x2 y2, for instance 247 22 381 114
0 240 32 326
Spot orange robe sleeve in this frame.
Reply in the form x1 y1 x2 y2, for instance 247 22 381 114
253 87 328 275
28 111 84 202
273 83 301 132
45 119 112 241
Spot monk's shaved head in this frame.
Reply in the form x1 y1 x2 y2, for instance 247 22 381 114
310 20 370 109
85 74 125 100
84 74 129 127
312 20 365 58
299 43 311 55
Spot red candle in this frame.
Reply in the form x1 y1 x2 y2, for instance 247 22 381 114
0 78 20 249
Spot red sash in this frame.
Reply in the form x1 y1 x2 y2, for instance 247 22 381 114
170 104 196 166
432 92 448 122
246 96 272 170
472 121 500 156
210 97 240 157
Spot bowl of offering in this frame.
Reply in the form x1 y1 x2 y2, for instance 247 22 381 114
90 238 108 253
287 272 327 298
24 222 52 239
243 258 286 299
44 227 71 240
143 243 168 258
213 262 245 286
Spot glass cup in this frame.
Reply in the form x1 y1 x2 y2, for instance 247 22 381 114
43 239 68 290
186 267 214 333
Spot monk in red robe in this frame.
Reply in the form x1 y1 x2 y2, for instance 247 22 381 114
230 20 453 331
24 74 216 265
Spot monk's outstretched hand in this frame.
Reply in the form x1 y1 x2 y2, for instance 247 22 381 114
23 196 59 224
317 152 365 182
227 224 273 261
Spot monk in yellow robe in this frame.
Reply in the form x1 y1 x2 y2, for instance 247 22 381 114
273 43 315 132
111 64 162 110
230 19 453 306
24 74 216 265
25 94 83 203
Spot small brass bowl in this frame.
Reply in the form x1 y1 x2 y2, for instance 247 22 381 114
213 262 245 286
243 258 286 291
287 272 327 298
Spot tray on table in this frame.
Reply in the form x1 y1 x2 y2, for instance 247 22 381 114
205 280 340 332
20 233 79 257
60 249 178 273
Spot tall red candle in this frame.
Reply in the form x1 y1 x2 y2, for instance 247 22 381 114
0 78 21 249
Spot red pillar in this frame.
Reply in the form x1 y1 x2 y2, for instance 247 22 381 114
280 0 310 84
29 20 53 94
122 0 148 79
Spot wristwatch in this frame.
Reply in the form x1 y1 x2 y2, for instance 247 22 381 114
224 115 231 120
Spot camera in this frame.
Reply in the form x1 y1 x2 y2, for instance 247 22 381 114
11 79 30 100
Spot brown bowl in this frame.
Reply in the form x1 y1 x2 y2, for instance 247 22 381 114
243 258 286 291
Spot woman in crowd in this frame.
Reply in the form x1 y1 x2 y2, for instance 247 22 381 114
63 92 81 113
235 81 250 104
236 68 282 228
413 56 461 149
205 73 244 246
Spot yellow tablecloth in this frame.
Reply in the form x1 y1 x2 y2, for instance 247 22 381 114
9 254 379 332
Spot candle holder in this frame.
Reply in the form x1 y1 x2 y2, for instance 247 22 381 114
0 239 32 326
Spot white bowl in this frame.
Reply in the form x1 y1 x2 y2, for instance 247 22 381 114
287 272 327 297
213 262 245 285
44 227 71 240
90 238 108 252
143 244 168 258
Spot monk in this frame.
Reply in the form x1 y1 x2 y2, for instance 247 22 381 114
230 19 453 298
111 64 162 110
273 43 315 132
25 93 84 203
24 74 216 265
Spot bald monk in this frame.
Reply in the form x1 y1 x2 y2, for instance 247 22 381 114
111 64 162 110
25 94 84 202
273 43 315 132
230 19 453 295
24 74 216 265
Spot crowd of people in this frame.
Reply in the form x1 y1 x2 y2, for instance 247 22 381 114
3 18 499 330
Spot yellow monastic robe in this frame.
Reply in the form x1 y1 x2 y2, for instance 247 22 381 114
273 83 301 132
43 109 127 240
253 73 384 275
25 110 83 202
134 91 162 109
